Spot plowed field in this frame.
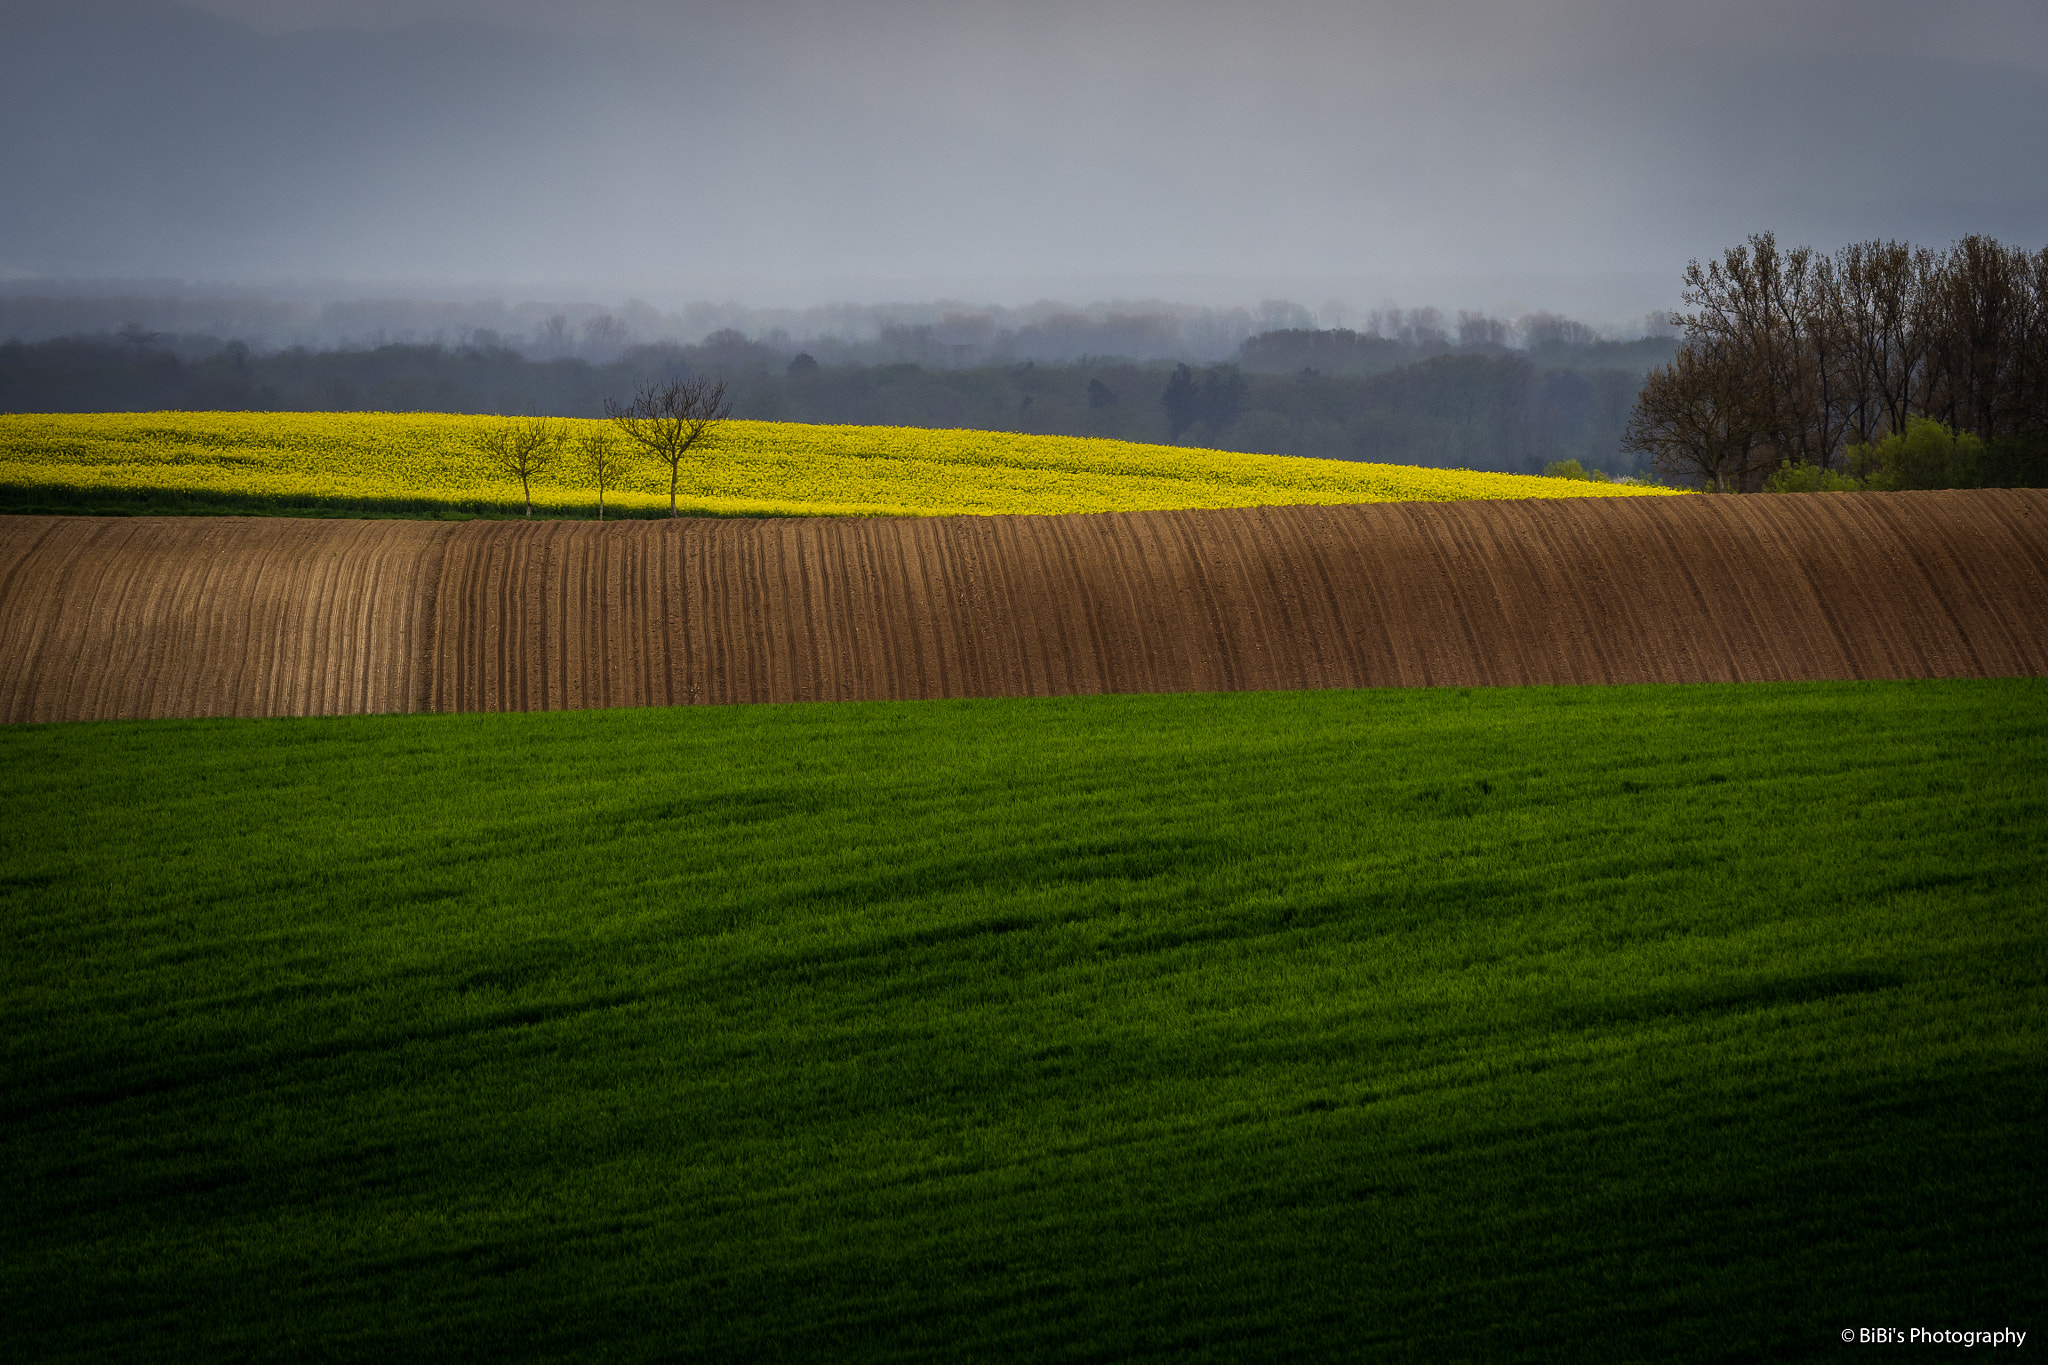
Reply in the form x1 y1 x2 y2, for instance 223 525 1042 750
4 489 2046 722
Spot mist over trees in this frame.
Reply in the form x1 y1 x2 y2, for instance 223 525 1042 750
0 292 1670 369
0 295 1300 367
22 242 2045 489
0 310 1676 477
1626 233 2048 491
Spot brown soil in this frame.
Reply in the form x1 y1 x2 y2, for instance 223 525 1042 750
4 490 2046 723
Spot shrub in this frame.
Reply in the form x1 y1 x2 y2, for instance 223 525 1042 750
1764 462 1866 493
1543 458 1611 482
1983 429 2048 488
1845 419 1986 491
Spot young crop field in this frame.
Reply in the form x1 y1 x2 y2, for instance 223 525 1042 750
0 411 1681 519
2 679 2041 1362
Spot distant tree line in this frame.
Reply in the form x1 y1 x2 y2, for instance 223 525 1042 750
1625 233 2048 491
0 294 1647 369
0 327 1681 477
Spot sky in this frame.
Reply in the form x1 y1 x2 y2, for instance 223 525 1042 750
4 0 2047 320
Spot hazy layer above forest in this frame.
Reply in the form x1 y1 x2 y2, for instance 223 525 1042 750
0 293 1662 365
0 323 1680 479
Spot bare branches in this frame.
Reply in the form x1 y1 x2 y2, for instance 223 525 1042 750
578 426 631 522
1623 341 1774 493
1629 232 2048 490
474 415 563 517
604 377 732 518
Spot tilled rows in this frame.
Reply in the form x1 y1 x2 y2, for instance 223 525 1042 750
0 516 437 722
4 489 2046 723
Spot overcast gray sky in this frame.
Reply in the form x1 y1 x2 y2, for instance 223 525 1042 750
5 0 2046 317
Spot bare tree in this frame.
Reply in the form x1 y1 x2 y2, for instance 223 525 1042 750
1834 240 1933 446
1673 233 1823 472
474 415 563 517
1631 231 2048 491
1623 340 1773 493
2022 247 2048 433
604 377 731 518
578 426 632 521
1927 235 2037 441
1638 235 2048 491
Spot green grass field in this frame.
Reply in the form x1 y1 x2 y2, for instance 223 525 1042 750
3 680 2042 1361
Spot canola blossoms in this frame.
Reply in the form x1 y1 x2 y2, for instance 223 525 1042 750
0 412 1684 517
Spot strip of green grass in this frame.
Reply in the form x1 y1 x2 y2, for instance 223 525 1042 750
2 681 2042 1362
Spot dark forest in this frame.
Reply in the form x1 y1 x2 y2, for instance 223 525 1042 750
0 328 1680 479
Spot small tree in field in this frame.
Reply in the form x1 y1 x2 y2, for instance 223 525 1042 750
474 415 563 517
605 377 731 518
578 426 632 521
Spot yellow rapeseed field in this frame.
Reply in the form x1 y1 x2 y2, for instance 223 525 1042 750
0 411 1683 516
